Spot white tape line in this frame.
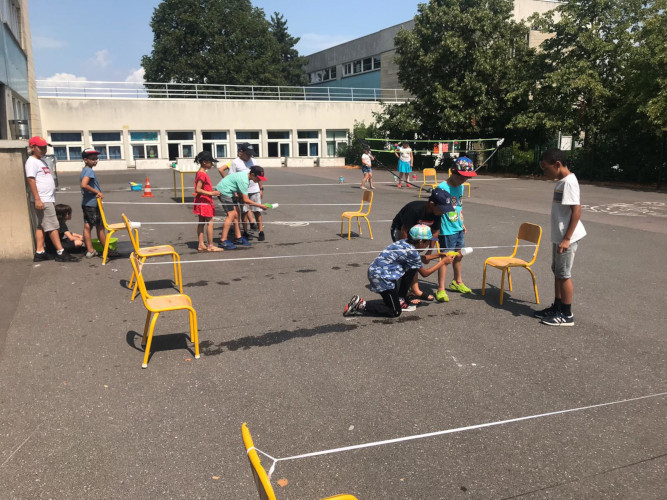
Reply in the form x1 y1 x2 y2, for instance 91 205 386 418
257 391 667 479
139 219 394 225
102 202 362 206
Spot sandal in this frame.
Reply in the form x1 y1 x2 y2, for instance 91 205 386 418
207 245 224 252
198 247 208 253
408 292 435 302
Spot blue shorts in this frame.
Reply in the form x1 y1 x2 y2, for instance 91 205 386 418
361 165 372 174
439 231 464 252
397 160 412 173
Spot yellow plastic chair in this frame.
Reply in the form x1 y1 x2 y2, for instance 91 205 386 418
242 423 358 500
122 214 183 302
448 169 471 197
97 197 129 265
418 168 438 198
340 190 373 240
129 252 199 368
482 223 542 305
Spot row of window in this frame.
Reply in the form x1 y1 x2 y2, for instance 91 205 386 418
48 130 349 161
309 54 382 84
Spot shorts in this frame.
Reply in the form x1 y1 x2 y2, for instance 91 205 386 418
551 241 578 279
31 202 59 232
397 160 412 173
218 194 237 214
361 165 372 174
439 231 464 252
242 192 264 213
82 205 102 226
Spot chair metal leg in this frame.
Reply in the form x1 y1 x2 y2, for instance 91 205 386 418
340 217 344 238
507 268 513 291
141 311 151 346
356 217 361 235
499 269 506 305
527 267 540 304
347 218 352 240
481 262 487 296
102 229 115 265
131 280 140 302
365 217 373 239
173 253 183 293
190 308 200 359
142 312 159 368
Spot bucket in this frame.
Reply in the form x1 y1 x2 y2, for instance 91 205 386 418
92 237 118 253
129 182 142 191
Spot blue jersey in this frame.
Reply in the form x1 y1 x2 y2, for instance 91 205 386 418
437 181 464 235
80 167 101 207
368 240 422 293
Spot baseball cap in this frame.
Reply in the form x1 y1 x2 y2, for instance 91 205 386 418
453 156 477 177
428 187 455 213
238 143 256 156
195 151 219 164
409 224 433 241
29 136 51 147
249 165 267 181
82 148 101 159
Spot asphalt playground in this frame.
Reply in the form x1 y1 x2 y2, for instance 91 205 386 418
1 166 665 499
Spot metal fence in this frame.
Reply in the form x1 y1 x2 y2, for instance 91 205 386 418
36 80 412 103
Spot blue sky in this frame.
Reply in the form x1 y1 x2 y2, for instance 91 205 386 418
29 0 423 83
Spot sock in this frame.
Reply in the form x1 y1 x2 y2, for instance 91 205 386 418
359 299 366 310
36 251 45 255
561 304 572 316
57 249 64 255
554 298 563 310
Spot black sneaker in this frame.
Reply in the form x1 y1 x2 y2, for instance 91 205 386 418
250 223 258 231
343 295 363 316
33 252 51 262
534 303 559 319
540 312 574 327
55 251 78 262
242 231 252 240
258 231 265 241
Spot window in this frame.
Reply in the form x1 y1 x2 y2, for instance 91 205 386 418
342 54 382 78
309 65 337 84
363 58 372 72
202 131 229 158
267 131 290 157
326 130 348 157
235 131 261 157
166 131 195 160
297 131 319 157
49 131 83 161
130 131 160 159
91 131 122 160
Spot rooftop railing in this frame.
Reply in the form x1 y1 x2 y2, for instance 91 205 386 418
36 80 412 103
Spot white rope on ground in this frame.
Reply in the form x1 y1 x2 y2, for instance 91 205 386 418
102 202 362 206
251 391 667 480
144 244 538 265
138 219 394 225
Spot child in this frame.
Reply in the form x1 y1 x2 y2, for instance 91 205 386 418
394 141 413 188
25 136 77 262
360 145 375 190
215 166 269 250
534 149 586 326
343 224 455 318
435 156 477 302
45 204 85 254
193 151 223 252
80 148 115 259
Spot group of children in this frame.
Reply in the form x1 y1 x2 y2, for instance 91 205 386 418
346 148 585 327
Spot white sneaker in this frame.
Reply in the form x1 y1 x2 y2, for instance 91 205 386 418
85 250 98 258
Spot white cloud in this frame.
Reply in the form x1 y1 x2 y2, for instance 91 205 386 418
42 73 88 84
92 49 111 68
125 67 145 83
296 33 354 55
32 36 67 50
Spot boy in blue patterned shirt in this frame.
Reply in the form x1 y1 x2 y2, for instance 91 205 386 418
343 225 454 318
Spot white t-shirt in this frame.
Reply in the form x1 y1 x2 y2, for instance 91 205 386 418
229 157 259 193
361 153 372 167
551 173 586 243
25 156 56 203
398 146 412 162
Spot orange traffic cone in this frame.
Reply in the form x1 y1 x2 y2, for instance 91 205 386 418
142 177 154 198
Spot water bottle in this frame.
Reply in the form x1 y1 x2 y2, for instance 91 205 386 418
339 177 344 184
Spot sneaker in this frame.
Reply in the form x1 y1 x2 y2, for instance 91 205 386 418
258 231 265 241
343 295 363 316
397 183 402 188
33 252 50 262
242 231 252 240
449 280 472 293
219 240 237 250
401 302 417 312
435 290 449 302
540 312 575 327
233 236 251 247
55 251 78 262
534 303 559 319
85 250 98 258
250 223 258 231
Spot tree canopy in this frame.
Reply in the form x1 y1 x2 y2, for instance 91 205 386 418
269 12 308 86
141 0 305 86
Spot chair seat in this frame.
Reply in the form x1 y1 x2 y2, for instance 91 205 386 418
146 294 192 310
108 223 126 230
486 257 529 268
140 245 176 255
342 211 364 217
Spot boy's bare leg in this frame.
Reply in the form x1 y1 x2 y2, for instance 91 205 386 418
256 212 263 232
221 211 236 241
83 223 94 252
556 278 573 304
437 264 448 291
452 255 463 283
97 226 107 249
47 229 64 252
35 228 46 253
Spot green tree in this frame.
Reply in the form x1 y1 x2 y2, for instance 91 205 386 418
142 0 296 86
383 0 534 139
269 12 308 86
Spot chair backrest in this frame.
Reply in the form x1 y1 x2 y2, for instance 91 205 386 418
423 168 437 184
358 190 373 215
242 423 277 500
121 214 141 254
129 252 151 304
97 197 112 231
517 223 542 265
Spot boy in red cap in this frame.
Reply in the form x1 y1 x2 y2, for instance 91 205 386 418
25 136 77 262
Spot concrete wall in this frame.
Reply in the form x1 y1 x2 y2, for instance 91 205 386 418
38 97 382 171
0 140 33 259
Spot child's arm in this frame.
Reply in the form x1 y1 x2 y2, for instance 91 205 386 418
195 179 219 197
240 193 268 210
558 205 581 252
81 175 104 200
26 178 43 210
418 254 454 277
410 150 413 167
